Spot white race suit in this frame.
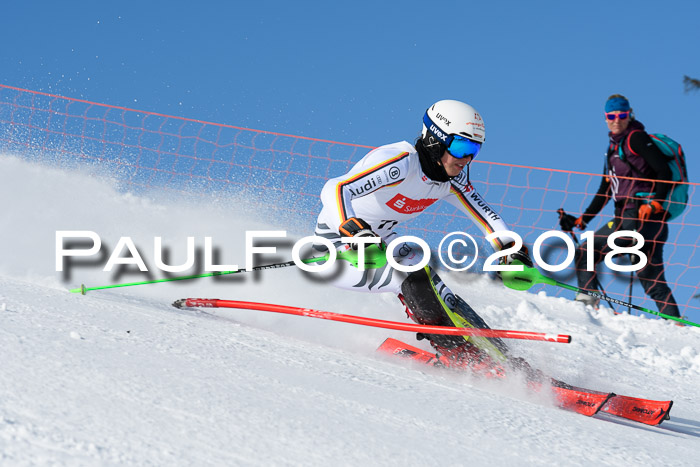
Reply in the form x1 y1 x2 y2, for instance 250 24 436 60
312 141 515 297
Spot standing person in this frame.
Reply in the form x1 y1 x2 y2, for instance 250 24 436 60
559 94 680 318
312 99 533 374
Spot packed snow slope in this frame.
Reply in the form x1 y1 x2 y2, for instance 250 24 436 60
1 155 699 466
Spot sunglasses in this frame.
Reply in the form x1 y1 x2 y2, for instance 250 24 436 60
423 113 482 159
606 112 630 121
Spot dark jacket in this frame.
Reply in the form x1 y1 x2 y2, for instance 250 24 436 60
582 119 672 223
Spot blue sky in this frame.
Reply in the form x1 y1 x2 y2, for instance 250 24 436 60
3 1 699 318
3 0 699 173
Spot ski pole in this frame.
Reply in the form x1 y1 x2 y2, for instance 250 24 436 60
70 244 388 295
627 270 634 315
172 298 572 343
556 208 617 311
501 264 700 328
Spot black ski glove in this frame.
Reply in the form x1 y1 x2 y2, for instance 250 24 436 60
559 212 577 231
499 242 533 268
339 217 381 250
558 209 586 231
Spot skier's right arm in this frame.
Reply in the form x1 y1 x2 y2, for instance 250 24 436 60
319 148 409 233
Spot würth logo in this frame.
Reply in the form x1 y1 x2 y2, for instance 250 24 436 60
387 194 438 214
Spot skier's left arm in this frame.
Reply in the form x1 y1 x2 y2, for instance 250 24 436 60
445 179 532 267
445 175 514 248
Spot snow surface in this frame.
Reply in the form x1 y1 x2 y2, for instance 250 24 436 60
1 154 699 466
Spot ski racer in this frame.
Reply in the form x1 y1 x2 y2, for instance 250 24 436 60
312 99 533 375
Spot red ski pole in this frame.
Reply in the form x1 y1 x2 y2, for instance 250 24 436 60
172 298 572 343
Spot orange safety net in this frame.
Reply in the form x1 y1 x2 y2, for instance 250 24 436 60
1 84 697 319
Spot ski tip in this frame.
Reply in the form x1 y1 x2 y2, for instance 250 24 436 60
662 400 674 423
172 299 187 309
647 400 673 426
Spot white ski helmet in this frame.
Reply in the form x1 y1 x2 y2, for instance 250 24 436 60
421 100 485 153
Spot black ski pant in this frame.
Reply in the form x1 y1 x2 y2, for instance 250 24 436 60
574 209 680 318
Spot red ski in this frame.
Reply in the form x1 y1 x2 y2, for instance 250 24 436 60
377 338 672 425
548 380 671 426
600 394 672 426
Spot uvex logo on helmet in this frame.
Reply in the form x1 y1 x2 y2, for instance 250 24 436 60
429 124 449 143
435 113 451 126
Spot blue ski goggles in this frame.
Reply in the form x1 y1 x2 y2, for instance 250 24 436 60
446 134 482 160
423 113 482 160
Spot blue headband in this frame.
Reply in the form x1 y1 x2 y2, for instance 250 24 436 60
605 96 630 113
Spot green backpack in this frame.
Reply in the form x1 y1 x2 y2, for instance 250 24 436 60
615 132 690 220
